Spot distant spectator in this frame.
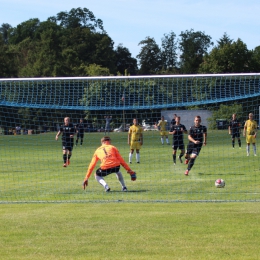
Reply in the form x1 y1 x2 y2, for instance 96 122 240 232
16 125 21 135
104 116 112 135
43 124 48 133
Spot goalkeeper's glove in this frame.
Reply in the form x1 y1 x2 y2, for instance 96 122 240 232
82 179 88 190
127 170 137 181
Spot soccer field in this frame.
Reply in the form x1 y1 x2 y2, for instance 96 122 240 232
1 130 260 202
1 202 259 260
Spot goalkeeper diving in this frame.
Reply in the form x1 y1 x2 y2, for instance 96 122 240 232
82 136 137 192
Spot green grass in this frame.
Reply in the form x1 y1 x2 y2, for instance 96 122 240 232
0 203 259 260
0 131 260 259
0 130 259 202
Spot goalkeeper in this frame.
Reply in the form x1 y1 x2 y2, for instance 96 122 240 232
82 136 136 192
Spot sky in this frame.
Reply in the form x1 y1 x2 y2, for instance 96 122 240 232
1 0 260 58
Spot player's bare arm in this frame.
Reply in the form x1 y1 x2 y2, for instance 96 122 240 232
140 133 143 145
243 123 247 136
128 132 131 145
188 135 200 144
55 131 61 140
203 133 207 145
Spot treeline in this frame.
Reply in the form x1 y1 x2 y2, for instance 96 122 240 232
1 7 260 78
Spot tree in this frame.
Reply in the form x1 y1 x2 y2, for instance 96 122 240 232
8 18 41 45
207 103 243 130
14 22 65 77
137 37 162 75
114 44 138 75
83 63 110 76
0 34 18 77
179 29 213 74
199 38 252 73
5 7 118 77
60 31 117 74
217 32 233 48
250 46 260 72
53 7 105 32
0 23 12 44
161 31 178 71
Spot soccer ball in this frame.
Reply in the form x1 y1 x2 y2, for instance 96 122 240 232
215 179 225 188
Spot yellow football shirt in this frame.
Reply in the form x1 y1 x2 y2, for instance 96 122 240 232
129 125 143 141
245 119 257 135
158 120 167 131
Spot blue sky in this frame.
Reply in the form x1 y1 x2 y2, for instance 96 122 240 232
1 0 260 58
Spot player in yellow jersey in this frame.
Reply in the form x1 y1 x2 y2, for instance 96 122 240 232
128 118 143 163
82 136 136 192
243 113 258 156
157 116 169 145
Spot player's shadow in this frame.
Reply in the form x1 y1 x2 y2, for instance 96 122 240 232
198 172 245 176
112 190 147 193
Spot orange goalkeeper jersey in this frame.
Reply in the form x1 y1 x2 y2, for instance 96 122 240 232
85 144 131 179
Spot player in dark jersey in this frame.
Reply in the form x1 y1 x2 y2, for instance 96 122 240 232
170 114 177 128
184 116 207 176
169 116 187 165
55 117 76 167
75 119 85 146
228 113 241 149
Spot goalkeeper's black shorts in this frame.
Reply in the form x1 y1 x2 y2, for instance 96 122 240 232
96 166 120 177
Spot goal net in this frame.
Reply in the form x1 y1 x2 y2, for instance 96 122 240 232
0 73 260 203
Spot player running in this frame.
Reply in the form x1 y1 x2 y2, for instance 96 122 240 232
184 116 207 176
104 116 112 135
169 116 187 165
82 136 136 192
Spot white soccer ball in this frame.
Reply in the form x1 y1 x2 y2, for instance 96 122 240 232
215 179 225 188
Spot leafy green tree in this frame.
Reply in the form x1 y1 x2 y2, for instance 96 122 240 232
0 23 12 44
114 44 137 75
207 103 243 129
137 37 162 75
58 23 116 74
53 7 115 73
0 34 18 77
79 63 110 76
161 31 178 71
179 29 213 74
6 7 118 76
199 38 252 73
88 32 116 73
53 7 104 32
250 46 260 72
217 32 233 48
8 18 41 45
16 26 65 77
